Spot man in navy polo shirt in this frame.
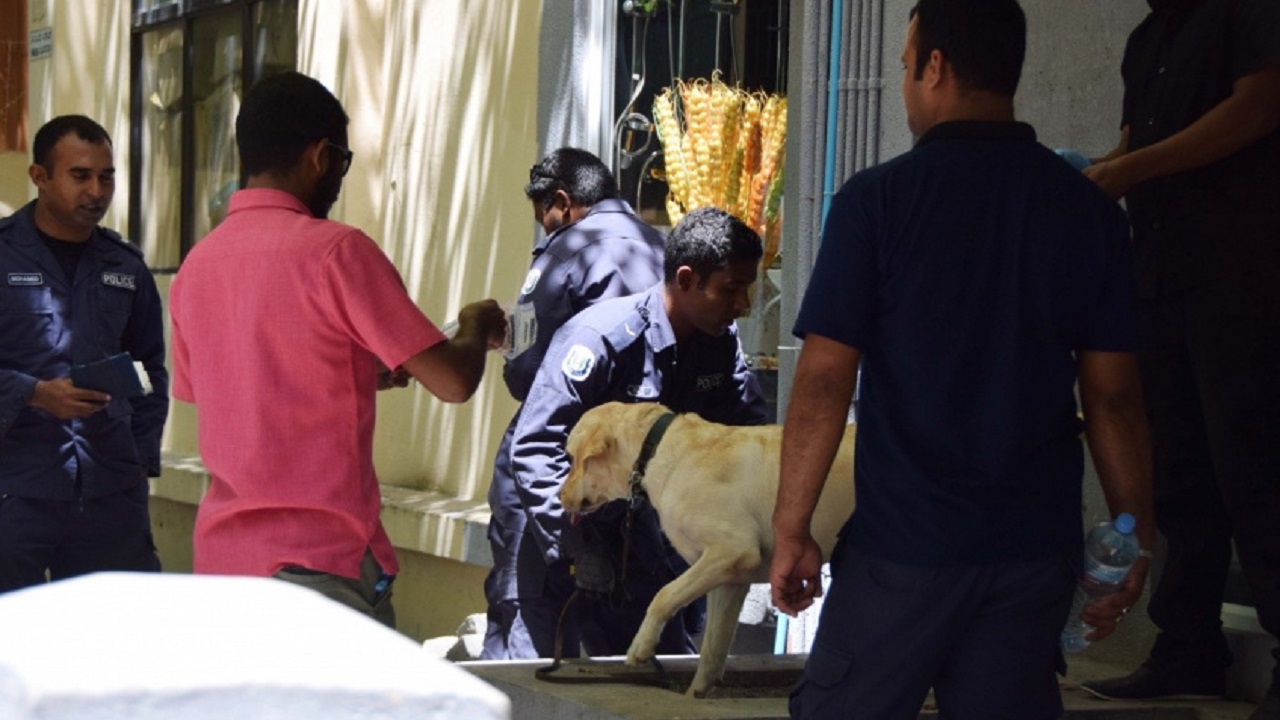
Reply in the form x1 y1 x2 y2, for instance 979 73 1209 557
770 1 1155 718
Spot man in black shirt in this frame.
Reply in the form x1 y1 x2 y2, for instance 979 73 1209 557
1081 1 1280 716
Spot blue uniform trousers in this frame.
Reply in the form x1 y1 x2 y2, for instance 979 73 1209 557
791 539 1075 720
0 481 160 593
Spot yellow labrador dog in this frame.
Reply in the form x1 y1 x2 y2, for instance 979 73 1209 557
562 401 855 697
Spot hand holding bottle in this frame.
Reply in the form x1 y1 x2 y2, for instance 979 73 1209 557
1061 513 1151 653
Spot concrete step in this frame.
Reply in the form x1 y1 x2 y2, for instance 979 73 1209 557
464 654 1260 720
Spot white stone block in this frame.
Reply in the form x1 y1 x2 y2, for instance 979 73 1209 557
0 573 509 720
455 612 487 637
421 636 458 661
447 634 485 662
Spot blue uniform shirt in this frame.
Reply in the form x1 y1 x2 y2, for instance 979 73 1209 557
0 202 169 500
486 199 665 605
512 284 769 565
795 121 1136 567
503 199 665 402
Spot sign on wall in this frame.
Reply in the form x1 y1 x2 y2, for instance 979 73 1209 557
29 27 51 60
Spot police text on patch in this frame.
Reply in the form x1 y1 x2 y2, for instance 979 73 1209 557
101 272 137 290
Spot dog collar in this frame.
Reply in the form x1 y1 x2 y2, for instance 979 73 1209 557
628 410 676 508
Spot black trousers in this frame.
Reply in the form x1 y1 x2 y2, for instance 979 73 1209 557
1138 273 1280 676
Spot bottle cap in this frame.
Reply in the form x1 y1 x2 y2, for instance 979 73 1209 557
1054 148 1091 172
1114 512 1136 535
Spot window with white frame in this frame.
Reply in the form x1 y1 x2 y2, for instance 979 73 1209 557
129 0 297 270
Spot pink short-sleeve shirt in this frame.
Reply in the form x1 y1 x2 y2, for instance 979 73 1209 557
170 188 446 579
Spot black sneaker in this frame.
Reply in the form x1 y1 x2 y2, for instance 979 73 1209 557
1081 664 1227 701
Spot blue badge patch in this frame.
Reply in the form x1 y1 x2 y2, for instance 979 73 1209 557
561 344 596 382
520 268 542 296
101 272 136 290
7 272 43 286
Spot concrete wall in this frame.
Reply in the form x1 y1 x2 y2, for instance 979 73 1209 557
867 0 1148 183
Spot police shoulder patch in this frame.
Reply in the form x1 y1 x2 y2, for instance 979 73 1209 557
560 344 596 382
520 268 542 296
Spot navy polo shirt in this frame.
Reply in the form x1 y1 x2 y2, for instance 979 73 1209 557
795 121 1136 566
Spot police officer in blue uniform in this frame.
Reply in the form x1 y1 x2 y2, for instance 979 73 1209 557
0 115 168 592
483 148 666 659
508 206 769 658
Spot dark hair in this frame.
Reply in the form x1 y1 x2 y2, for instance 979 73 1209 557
33 115 111 169
236 71 349 176
910 0 1025 97
663 207 763 282
524 147 620 209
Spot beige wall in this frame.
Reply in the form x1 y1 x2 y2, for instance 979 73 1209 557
292 0 536 497
7 0 132 215
0 152 27 213
25 0 133 231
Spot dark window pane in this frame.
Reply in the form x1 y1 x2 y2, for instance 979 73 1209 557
138 26 184 267
253 0 297 83
191 9 241 241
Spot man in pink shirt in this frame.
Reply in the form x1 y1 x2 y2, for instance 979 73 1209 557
169 72 506 628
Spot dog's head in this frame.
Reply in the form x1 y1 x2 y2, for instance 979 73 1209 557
562 402 666 516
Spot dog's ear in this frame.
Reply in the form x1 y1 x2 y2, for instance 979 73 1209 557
571 419 616 466
565 417 617 507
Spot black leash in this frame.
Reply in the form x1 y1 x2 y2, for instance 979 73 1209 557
533 586 671 687
535 409 678 687
617 410 676 602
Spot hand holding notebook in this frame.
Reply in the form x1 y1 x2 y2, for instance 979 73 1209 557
70 352 153 398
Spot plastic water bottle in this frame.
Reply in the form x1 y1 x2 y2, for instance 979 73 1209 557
1054 148 1092 172
1060 513 1140 654
438 303 513 353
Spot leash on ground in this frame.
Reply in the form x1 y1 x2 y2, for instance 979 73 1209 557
533 589 672 688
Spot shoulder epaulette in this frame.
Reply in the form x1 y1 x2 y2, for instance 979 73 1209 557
99 226 144 259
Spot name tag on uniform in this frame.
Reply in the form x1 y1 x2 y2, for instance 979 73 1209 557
504 301 537 361
101 272 136 290
696 374 726 392
7 272 43 286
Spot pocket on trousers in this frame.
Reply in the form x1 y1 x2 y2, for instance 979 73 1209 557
804 640 854 688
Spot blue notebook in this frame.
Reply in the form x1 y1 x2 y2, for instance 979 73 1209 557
71 353 149 398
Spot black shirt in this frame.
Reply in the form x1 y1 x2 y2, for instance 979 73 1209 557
37 227 89 283
1121 0 1280 295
